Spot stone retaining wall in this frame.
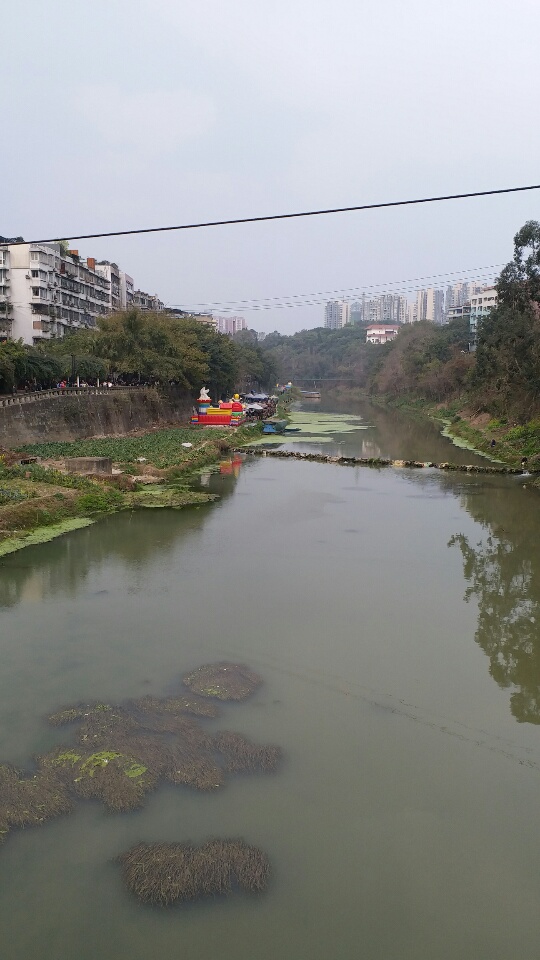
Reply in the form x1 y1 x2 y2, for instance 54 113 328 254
0 387 193 446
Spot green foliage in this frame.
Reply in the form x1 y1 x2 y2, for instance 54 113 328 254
0 341 63 392
77 489 123 513
43 309 273 396
18 427 225 468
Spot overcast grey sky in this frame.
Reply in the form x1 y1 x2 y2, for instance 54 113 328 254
4 0 540 333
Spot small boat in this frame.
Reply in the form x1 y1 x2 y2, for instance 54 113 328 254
262 419 288 434
300 390 321 400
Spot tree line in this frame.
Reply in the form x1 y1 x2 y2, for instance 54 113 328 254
0 310 276 398
259 220 540 420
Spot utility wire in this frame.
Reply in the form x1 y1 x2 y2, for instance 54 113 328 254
180 263 505 311
14 184 540 245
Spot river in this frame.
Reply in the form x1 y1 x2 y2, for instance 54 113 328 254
1 402 540 960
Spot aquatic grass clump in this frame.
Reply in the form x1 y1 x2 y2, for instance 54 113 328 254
118 839 270 905
39 747 157 812
213 732 282 773
131 694 220 718
48 702 114 726
182 662 262 701
0 763 73 830
165 745 225 791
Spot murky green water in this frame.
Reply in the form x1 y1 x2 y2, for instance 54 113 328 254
1 404 540 959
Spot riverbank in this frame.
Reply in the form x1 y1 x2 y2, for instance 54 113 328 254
0 423 260 556
374 396 540 468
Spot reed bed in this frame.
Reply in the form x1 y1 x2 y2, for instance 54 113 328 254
118 839 270 905
213 732 282 773
0 763 73 830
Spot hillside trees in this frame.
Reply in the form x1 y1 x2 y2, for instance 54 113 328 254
473 221 540 416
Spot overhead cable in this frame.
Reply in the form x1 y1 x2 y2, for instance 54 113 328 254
12 184 540 245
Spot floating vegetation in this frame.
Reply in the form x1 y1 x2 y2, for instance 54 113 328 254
38 746 158 812
48 702 114 726
131 694 220 718
0 763 73 833
0 658 282 904
117 839 271 905
182 662 262 701
213 732 282 774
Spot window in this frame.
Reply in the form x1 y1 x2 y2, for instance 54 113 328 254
31 252 39 261
31 270 38 278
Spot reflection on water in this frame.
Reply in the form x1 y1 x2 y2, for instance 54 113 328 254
448 481 540 725
0 463 240 610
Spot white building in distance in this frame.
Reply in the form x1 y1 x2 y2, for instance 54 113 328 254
366 324 400 344
411 287 445 325
215 316 248 335
324 300 350 329
469 286 498 344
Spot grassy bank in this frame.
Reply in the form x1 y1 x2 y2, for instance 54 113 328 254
0 423 261 554
369 394 540 468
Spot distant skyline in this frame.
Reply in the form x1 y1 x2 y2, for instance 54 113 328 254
4 0 540 333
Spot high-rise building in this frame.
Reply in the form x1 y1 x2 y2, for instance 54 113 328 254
215 316 248 335
324 300 350 329
412 287 445 325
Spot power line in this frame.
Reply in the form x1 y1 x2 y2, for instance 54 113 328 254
179 263 504 311
13 184 540 245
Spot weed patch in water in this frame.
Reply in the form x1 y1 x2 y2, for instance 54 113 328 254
213 731 282 773
182 662 262 701
117 839 270 905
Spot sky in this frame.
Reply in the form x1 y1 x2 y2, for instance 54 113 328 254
4 0 540 333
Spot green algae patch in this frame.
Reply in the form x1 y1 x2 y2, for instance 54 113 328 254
79 751 122 777
0 517 94 557
51 751 82 767
124 762 147 779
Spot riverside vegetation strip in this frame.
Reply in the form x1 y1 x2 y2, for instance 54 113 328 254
0 423 261 556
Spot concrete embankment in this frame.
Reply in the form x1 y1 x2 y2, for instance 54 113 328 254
0 386 193 446
236 447 526 475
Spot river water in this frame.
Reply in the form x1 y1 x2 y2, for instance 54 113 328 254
1 402 540 959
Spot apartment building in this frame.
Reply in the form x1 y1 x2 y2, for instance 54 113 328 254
469 286 497 344
0 240 165 344
215 316 248 335
324 300 350 329
133 290 164 312
0 242 111 344
350 294 406 326
412 287 445 325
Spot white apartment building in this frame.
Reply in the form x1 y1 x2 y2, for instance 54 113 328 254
324 300 350 329
215 316 248 335
95 261 122 312
412 287 445 325
0 242 111 344
119 270 134 309
469 286 497 342
350 294 406 326
0 241 164 344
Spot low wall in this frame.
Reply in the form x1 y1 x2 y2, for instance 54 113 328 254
0 386 194 446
